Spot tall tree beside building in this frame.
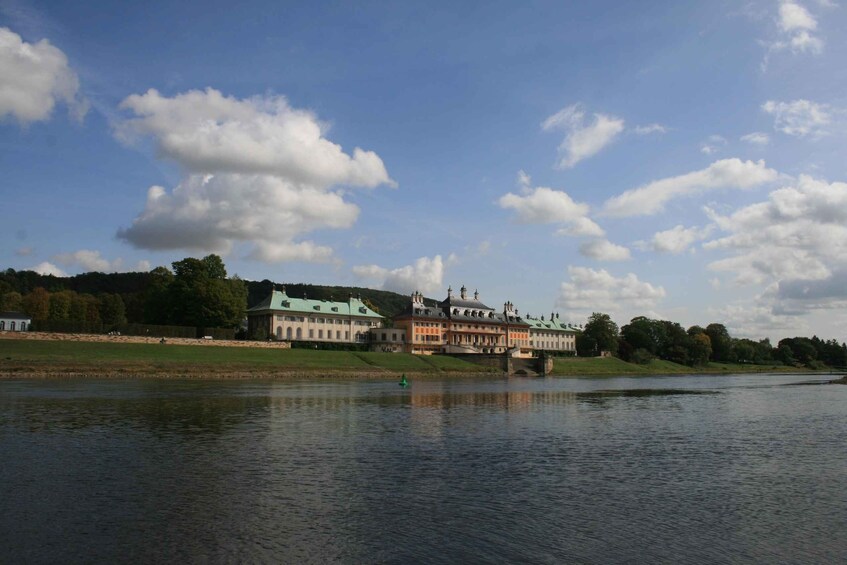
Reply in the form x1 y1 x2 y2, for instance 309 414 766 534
581 312 619 356
168 255 246 328
1 291 23 312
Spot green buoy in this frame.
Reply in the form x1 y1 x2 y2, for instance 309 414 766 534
399 374 409 387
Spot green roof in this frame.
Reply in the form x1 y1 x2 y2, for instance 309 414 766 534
247 290 384 319
525 315 579 333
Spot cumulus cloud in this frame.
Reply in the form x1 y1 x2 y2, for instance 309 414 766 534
762 99 831 137
602 159 778 218
498 171 603 237
578 240 631 261
636 224 713 254
741 132 771 145
118 88 394 188
0 27 87 123
29 261 67 277
541 103 625 168
352 255 445 295
703 175 847 291
117 88 395 263
557 266 666 314
119 174 358 263
53 249 151 273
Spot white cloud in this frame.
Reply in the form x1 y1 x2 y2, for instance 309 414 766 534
740 132 771 145
762 99 831 137
29 261 67 277
579 240 631 261
700 134 727 155
703 176 847 296
353 255 445 295
554 217 605 238
119 174 358 263
118 88 394 188
118 88 395 263
557 266 666 314
541 103 624 168
637 224 713 254
53 250 151 273
778 1 818 32
765 1 825 59
708 302 805 340
498 171 603 236
0 27 87 123
633 123 668 135
602 158 778 217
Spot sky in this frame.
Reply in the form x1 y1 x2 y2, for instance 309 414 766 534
2 0 847 342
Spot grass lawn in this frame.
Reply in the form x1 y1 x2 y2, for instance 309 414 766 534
0 338 493 376
551 356 806 376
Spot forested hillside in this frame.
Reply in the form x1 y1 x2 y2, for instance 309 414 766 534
0 255 415 329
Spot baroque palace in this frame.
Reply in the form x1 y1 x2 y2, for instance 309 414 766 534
247 285 578 357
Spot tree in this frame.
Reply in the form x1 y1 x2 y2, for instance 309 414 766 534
688 333 712 366
582 312 619 356
23 288 50 321
1 291 23 312
48 290 74 321
99 293 127 326
167 255 246 328
705 323 733 362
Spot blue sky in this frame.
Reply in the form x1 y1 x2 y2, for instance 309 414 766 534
2 0 847 342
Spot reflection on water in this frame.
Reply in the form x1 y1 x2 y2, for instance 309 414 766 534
1 375 845 563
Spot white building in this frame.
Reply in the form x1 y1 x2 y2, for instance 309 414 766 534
0 312 31 332
247 289 383 343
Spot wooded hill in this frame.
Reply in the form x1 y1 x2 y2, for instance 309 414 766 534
0 255 417 330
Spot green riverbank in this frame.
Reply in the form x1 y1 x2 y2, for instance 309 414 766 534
0 337 818 379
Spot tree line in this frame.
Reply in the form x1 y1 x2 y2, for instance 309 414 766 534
1 255 246 331
1 255 412 332
577 313 847 369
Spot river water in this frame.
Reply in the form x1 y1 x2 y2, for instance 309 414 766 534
1 374 845 564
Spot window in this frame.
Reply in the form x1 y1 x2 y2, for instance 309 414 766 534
318 330 323 339
309 329 314 338
19 322 25 331
296 328 302 339
10 322 15 331
276 315 284 321
345 331 349 340
287 327 293 340
336 331 341 340
0 321 4 330
276 327 282 339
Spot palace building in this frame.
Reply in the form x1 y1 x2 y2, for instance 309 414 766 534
247 288 383 344
525 313 579 354
392 285 531 355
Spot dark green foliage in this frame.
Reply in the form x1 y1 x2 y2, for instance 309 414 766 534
585 312 619 355
630 348 654 365
705 323 733 362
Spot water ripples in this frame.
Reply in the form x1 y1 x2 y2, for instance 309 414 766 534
1 375 845 563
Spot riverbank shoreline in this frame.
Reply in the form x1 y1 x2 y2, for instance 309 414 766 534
1 332 833 380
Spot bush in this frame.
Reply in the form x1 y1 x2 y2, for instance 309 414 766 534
631 348 654 365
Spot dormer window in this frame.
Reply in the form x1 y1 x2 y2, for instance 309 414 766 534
281 300 290 307
314 305 321 310
331 306 339 312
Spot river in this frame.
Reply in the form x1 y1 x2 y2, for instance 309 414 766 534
1 374 845 563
